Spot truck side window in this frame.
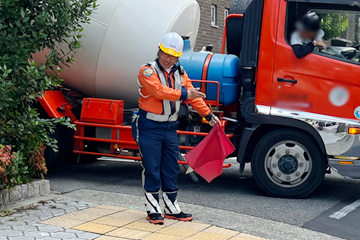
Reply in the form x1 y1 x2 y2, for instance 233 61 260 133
286 3 360 64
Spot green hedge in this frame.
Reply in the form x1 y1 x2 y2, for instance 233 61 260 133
0 0 97 189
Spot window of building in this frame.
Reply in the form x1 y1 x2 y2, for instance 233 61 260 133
286 2 360 64
211 5 217 27
224 8 229 21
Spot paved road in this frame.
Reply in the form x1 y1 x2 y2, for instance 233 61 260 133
48 158 360 240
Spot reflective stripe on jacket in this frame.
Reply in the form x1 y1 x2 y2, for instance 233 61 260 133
137 60 211 122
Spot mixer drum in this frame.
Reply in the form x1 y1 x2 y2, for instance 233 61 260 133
38 0 200 105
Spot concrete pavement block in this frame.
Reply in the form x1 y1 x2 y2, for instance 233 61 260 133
64 228 85 234
21 184 28 200
50 232 78 239
23 231 50 238
28 211 53 221
37 225 64 233
8 237 36 240
0 225 12 231
74 232 100 239
16 217 39 226
12 225 39 231
50 209 66 217
34 238 62 240
0 229 24 237
2 219 29 226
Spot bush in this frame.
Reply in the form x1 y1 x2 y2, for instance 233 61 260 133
0 145 14 189
0 0 97 188
0 145 27 190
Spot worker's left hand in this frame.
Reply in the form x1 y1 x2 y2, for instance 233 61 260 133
209 116 220 127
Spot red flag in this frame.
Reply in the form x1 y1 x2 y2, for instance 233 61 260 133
184 123 235 183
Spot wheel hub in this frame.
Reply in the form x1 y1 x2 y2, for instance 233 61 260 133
264 141 312 188
278 155 298 174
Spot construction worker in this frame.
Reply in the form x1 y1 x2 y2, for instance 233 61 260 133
132 32 219 225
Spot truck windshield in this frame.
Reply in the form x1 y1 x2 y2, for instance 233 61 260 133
314 9 360 63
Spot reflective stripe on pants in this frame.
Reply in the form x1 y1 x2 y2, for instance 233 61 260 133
131 116 180 193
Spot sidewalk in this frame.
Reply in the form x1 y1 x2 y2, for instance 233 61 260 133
0 198 266 240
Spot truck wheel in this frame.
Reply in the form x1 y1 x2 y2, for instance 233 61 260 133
44 125 74 173
227 0 253 56
252 128 326 198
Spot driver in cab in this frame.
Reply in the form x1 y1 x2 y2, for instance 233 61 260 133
291 11 327 59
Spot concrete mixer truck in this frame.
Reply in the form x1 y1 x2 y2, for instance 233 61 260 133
37 0 360 198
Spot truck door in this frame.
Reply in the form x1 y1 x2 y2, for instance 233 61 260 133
271 1 360 123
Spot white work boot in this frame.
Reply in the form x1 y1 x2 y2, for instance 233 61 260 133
145 192 164 225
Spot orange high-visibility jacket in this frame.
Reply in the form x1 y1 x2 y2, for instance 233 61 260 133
137 62 211 120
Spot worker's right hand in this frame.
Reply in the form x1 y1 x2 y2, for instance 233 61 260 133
209 115 220 127
314 41 327 49
187 88 206 100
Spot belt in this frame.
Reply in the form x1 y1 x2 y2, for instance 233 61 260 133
138 108 177 123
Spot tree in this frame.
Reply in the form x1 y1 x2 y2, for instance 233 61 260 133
320 13 349 40
0 0 97 183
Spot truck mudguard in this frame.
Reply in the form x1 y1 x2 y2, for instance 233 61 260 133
237 113 327 166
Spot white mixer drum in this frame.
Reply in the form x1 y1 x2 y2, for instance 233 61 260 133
59 0 200 105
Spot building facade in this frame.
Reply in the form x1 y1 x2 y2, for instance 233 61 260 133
194 0 232 53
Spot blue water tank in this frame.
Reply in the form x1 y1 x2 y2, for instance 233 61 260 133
179 39 241 106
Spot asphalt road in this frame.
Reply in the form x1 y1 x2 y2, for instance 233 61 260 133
48 158 360 240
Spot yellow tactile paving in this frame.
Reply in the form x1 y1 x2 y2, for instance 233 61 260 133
157 226 198 237
203 226 239 236
64 207 118 221
40 216 85 228
95 205 127 212
141 233 182 240
185 232 233 240
109 209 146 221
171 221 211 231
231 233 267 240
137 216 178 226
95 236 129 240
164 218 178 225
41 205 268 240
73 222 118 234
93 216 133 227
106 228 151 239
124 221 165 231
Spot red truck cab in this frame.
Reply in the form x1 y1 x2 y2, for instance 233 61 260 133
227 0 360 197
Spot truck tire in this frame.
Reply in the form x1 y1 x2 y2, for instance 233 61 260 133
251 128 326 198
44 125 98 172
227 0 253 56
44 125 74 173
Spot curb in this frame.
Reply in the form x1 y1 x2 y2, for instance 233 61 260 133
0 179 50 208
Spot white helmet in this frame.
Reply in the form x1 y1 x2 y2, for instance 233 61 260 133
159 32 184 57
